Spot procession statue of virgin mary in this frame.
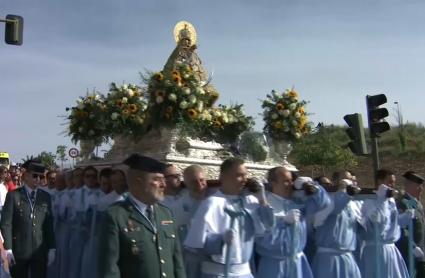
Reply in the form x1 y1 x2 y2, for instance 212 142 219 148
164 21 219 106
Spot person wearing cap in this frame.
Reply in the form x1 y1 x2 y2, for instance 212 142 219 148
312 179 363 278
0 160 56 278
253 168 329 278
357 173 415 278
396 171 425 277
97 154 186 278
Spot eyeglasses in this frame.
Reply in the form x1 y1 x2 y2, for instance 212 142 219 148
32 174 45 180
165 174 180 179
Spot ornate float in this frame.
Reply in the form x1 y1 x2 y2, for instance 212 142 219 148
66 21 316 178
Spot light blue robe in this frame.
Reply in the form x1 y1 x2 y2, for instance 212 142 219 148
160 188 188 208
255 186 330 278
358 195 410 278
170 188 216 278
312 190 363 278
184 190 275 278
80 190 124 278
68 186 90 278
56 189 74 278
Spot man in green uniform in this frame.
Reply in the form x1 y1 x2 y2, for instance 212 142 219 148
396 171 425 278
0 160 56 278
97 154 186 278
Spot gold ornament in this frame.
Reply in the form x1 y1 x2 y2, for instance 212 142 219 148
173 21 197 45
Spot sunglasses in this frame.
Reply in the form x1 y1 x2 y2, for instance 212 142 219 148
165 174 180 179
32 174 45 180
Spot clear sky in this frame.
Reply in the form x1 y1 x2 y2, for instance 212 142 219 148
1 0 424 162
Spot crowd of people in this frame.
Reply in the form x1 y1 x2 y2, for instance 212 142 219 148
0 155 423 278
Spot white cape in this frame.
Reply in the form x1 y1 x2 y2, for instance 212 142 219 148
97 191 124 211
184 190 263 264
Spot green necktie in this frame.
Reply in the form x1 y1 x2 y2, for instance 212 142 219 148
146 206 156 227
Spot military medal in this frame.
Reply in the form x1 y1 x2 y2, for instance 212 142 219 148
131 244 139 255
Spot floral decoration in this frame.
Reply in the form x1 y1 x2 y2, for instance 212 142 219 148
142 61 211 134
64 93 108 144
105 82 148 138
261 88 311 142
201 104 255 144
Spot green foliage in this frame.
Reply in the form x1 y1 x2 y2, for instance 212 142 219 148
294 122 425 159
292 127 357 173
35 151 57 168
56 145 68 168
21 155 34 163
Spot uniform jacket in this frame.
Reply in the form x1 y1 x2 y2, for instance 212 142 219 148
0 186 55 261
396 193 425 264
97 198 186 278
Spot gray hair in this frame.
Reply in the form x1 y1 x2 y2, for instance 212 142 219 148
183 164 204 180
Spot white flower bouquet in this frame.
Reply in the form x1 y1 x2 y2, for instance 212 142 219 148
261 88 311 142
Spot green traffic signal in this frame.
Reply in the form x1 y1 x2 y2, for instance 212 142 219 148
343 113 368 156
4 14 23 46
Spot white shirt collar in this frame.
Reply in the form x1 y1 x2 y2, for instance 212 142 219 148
130 194 150 214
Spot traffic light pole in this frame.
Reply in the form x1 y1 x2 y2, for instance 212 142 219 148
370 136 380 176
0 19 16 23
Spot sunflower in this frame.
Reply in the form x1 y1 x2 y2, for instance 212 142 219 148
276 103 284 110
153 72 163 81
182 81 189 88
129 114 136 120
300 115 307 125
155 90 165 97
166 106 173 114
274 122 282 129
288 90 298 98
171 69 180 77
87 95 94 99
185 66 191 71
116 99 124 108
297 107 304 114
129 104 137 113
172 75 182 84
188 109 197 119
122 109 129 115
213 119 221 127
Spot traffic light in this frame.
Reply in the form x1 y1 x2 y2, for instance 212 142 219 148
343 113 368 155
4 14 23 45
366 94 390 138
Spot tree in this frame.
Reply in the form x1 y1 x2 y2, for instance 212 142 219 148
293 131 357 174
21 155 34 163
56 145 68 169
35 151 57 169
393 103 408 151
